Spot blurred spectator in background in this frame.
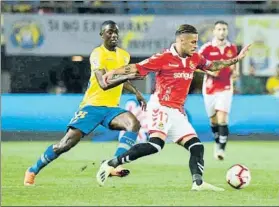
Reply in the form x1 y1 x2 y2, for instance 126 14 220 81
1 71 11 93
249 32 270 74
268 0 279 13
2 0 40 13
61 65 83 93
38 1 55 14
266 64 279 96
77 1 115 14
47 81 67 95
236 1 267 14
241 66 265 94
47 70 66 94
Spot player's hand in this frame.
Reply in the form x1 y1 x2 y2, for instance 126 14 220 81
237 44 252 60
135 92 147 111
102 71 115 87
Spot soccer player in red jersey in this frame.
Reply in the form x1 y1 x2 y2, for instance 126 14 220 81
96 24 251 190
199 21 238 160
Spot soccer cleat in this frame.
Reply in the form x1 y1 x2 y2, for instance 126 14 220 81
214 143 225 160
96 160 114 186
24 168 36 186
109 166 130 177
216 149 225 160
191 181 225 191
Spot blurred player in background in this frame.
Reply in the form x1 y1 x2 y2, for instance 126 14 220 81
96 24 251 190
266 64 279 96
24 20 146 186
199 21 238 160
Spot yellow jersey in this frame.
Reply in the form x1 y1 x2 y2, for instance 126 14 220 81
79 45 130 108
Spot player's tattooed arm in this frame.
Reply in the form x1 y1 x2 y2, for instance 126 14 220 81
209 57 239 71
95 64 143 90
113 64 139 75
208 44 252 72
124 65 132 74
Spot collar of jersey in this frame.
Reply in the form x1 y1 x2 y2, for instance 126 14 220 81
101 44 118 53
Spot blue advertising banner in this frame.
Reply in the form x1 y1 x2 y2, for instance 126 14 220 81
2 94 279 142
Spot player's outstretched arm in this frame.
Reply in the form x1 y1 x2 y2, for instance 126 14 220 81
95 65 143 90
98 64 143 90
208 44 252 71
107 64 140 77
195 69 218 77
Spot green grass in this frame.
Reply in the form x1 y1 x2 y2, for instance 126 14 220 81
2 141 279 206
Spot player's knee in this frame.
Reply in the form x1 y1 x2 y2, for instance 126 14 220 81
210 114 218 125
125 116 141 133
53 131 82 154
131 119 141 132
217 120 228 125
184 137 204 157
210 120 218 126
148 137 165 153
216 112 228 124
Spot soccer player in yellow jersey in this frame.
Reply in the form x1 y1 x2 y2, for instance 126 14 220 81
24 21 146 186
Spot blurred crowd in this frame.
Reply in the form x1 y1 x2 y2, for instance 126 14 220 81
1 1 279 15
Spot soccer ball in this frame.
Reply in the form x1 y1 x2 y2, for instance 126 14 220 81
226 164 251 189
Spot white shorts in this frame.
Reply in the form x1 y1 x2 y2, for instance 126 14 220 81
203 90 233 118
146 100 197 143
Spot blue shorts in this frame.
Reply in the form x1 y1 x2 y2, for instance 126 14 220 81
67 105 128 135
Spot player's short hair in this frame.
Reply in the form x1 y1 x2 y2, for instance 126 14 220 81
175 24 198 36
214 20 228 26
100 20 117 35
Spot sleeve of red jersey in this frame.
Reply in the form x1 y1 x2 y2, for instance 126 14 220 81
135 53 163 76
197 53 212 71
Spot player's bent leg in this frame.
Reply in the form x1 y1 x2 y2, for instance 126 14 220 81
178 136 224 191
97 133 166 186
178 136 204 186
24 128 83 186
52 128 83 154
216 110 229 160
210 114 219 143
110 111 140 156
108 111 141 177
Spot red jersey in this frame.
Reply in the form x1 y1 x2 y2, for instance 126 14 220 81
199 39 237 94
136 44 212 112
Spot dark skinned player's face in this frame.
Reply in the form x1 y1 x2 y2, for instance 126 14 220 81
101 24 119 50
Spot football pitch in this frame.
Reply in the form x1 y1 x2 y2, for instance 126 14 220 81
2 140 279 206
